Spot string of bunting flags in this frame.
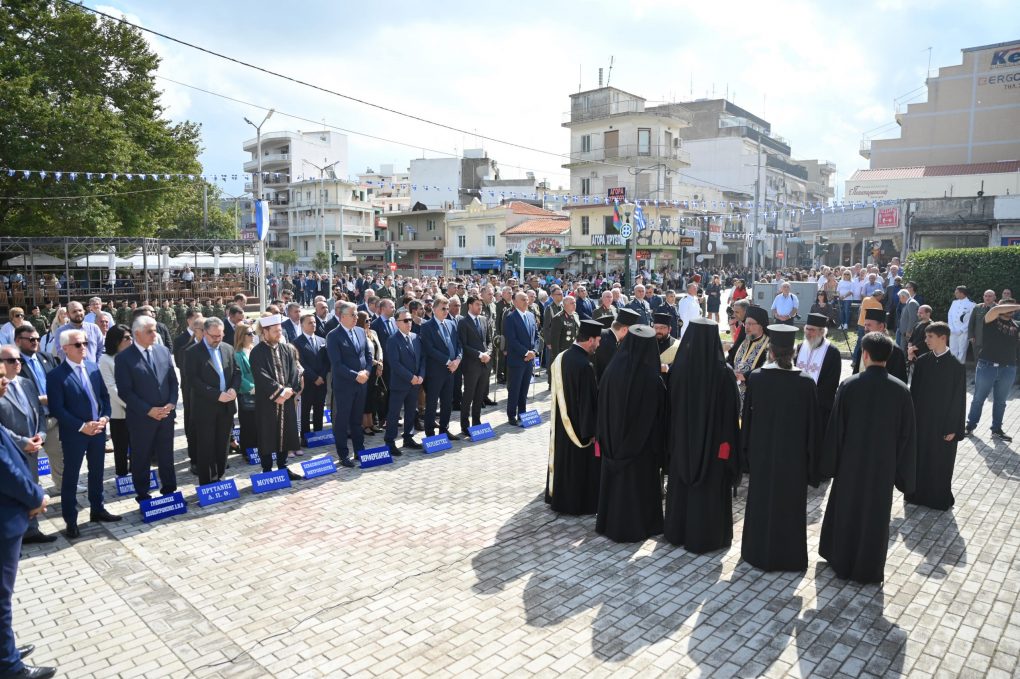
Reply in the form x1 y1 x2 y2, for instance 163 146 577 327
5 167 899 218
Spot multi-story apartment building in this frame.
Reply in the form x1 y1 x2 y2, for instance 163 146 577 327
358 164 411 214
351 207 447 277
285 178 375 269
444 200 566 274
409 149 496 210
242 129 348 250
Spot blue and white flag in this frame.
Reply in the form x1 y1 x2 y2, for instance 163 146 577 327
633 204 647 231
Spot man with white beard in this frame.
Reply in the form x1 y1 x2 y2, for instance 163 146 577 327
795 313 842 426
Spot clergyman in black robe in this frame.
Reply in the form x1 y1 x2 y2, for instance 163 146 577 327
852 307 907 383
741 325 821 572
796 313 843 427
250 315 302 476
545 320 603 515
905 322 966 510
592 308 640 382
595 325 665 542
665 317 742 553
819 331 916 584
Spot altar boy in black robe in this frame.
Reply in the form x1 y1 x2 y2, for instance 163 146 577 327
905 322 966 510
741 325 821 572
249 315 303 478
545 320 603 515
593 308 640 382
819 332 916 583
665 317 742 553
595 325 665 542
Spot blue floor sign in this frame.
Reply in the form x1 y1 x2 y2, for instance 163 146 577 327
520 410 542 428
196 479 240 507
422 433 451 453
300 455 337 479
304 429 336 448
250 469 291 494
468 423 495 442
38 455 50 476
359 445 393 469
140 492 187 523
116 471 159 496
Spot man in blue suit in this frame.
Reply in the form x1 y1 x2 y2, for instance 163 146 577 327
114 316 179 503
503 291 538 425
46 329 121 538
383 309 425 455
294 314 329 436
0 426 56 679
419 296 463 440
574 286 594 320
370 299 398 422
326 302 373 467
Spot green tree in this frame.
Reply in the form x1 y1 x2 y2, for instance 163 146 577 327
312 250 330 272
267 248 297 268
156 182 239 240
0 1 206 236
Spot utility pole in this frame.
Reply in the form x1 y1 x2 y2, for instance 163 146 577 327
303 158 341 263
751 136 762 291
203 183 208 230
244 108 275 311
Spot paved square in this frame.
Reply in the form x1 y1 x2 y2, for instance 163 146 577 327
15 369 1020 678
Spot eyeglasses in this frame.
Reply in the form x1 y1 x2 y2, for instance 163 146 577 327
20 337 40 343
247 331 257 336
68 341 89 349
11 314 23 318
0 358 19 365
396 319 412 324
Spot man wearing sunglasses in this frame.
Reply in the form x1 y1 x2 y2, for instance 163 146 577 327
14 326 61 494
46 330 121 538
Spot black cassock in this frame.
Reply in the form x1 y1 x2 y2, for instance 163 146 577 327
595 331 665 542
853 341 907 383
819 365 916 583
665 318 742 553
250 340 302 469
740 367 821 571
905 350 966 510
592 328 618 382
545 345 600 515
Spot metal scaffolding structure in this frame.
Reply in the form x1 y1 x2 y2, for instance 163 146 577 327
0 237 261 306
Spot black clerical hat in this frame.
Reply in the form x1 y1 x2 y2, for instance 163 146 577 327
629 325 655 338
652 313 672 326
598 315 614 329
864 308 887 323
745 306 769 327
806 313 829 328
617 308 641 326
578 319 603 340
766 324 797 348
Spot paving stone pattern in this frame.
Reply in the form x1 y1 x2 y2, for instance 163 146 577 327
14 366 1020 677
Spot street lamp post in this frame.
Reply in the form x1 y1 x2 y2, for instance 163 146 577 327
244 108 275 311
302 158 342 273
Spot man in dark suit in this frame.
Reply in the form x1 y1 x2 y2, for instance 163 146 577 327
282 303 302 344
223 304 245 347
458 295 492 435
326 302 373 467
504 291 538 425
420 296 463 439
185 318 240 485
0 346 54 544
46 329 121 537
0 427 55 679
294 314 329 436
574 286 594 320
322 300 344 338
370 299 398 421
115 316 180 503
383 309 425 455
313 301 331 338
14 325 61 491
173 315 204 474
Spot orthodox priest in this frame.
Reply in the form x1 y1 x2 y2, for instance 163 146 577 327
818 332 916 583
796 313 842 426
545 320 603 515
593 308 640 382
665 317 742 553
905 321 966 510
595 325 666 542
250 315 303 479
741 325 821 572
852 308 907 383
653 312 680 374
730 305 770 404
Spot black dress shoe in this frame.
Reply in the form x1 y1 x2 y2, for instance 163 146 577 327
442 431 462 441
338 457 356 468
387 444 403 457
285 468 303 481
22 532 57 545
135 494 151 504
90 508 122 522
483 398 497 406
189 463 199 475
507 418 520 426
992 429 1013 442
16 644 33 659
414 418 425 431
64 525 80 539
403 439 423 450
4 665 57 679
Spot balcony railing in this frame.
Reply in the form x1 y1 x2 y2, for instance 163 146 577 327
565 144 690 165
243 153 291 172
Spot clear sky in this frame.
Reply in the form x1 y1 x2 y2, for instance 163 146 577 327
87 0 1018 200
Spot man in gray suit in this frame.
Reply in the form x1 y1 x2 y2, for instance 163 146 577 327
897 289 919 353
0 345 55 543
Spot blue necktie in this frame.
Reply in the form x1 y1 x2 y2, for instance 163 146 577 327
209 344 226 392
77 364 100 421
9 380 35 434
440 322 455 360
27 356 46 396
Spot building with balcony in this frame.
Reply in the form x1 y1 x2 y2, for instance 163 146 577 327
241 130 348 250
285 178 374 269
409 149 498 210
358 164 410 214
861 40 1020 169
350 205 447 276
444 200 566 273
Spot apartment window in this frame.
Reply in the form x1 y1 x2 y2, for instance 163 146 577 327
581 216 590 235
458 235 466 248
303 240 308 255
581 135 592 153
398 221 404 237
580 178 591 196
306 191 312 201
637 128 651 156
486 235 496 247
427 219 436 231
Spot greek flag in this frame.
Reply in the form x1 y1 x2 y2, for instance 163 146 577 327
633 204 647 231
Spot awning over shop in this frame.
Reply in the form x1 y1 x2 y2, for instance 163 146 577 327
522 256 564 269
471 258 503 269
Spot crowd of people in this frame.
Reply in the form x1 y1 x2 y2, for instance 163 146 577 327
0 262 1016 678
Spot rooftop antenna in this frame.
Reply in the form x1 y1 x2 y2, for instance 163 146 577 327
598 68 603 88
924 46 932 79
690 73 693 98
578 64 582 92
606 55 614 86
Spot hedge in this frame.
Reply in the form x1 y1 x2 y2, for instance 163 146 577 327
902 247 1020 321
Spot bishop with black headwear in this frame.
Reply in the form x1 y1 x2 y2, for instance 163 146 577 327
796 312 842 426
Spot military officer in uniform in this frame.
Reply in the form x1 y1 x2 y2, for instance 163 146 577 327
545 295 580 384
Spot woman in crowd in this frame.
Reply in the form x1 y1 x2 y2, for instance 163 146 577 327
705 275 722 322
233 321 259 457
39 306 67 358
99 324 133 477
810 290 839 328
358 311 385 436
836 270 855 330
730 278 748 303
